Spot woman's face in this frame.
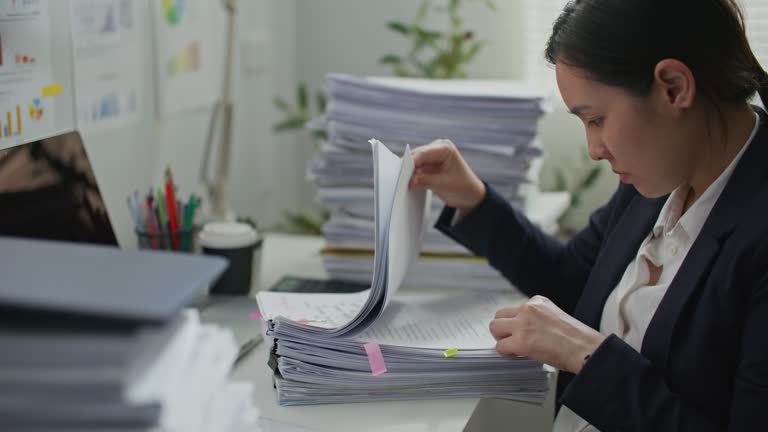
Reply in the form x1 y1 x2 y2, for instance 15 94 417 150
556 63 695 198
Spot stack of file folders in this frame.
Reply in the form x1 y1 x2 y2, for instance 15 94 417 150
0 238 258 431
257 141 550 406
308 74 568 290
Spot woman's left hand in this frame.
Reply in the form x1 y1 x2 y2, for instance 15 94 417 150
489 295 607 374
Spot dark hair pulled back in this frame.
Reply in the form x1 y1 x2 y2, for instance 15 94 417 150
545 0 768 107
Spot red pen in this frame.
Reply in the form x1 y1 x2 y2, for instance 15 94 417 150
165 166 180 250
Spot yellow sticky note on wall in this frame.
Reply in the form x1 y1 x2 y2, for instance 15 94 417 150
42 83 62 97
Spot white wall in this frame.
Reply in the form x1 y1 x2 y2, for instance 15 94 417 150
75 0 616 247
70 0 300 247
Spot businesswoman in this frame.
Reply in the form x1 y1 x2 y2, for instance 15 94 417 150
410 0 768 430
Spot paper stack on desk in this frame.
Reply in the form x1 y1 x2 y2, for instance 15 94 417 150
0 238 258 431
306 74 567 290
257 140 549 406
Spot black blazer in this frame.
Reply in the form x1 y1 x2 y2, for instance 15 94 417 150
435 108 768 431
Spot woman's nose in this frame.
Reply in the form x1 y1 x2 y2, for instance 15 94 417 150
587 135 610 161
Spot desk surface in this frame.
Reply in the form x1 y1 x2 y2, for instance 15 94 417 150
232 233 553 432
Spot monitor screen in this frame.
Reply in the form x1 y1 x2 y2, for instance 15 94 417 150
0 131 118 246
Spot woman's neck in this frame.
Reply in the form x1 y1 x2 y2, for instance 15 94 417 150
683 104 756 213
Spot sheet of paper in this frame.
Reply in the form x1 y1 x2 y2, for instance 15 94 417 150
257 290 371 330
69 0 143 132
371 138 400 245
259 141 429 336
385 143 430 306
359 291 526 349
366 76 551 101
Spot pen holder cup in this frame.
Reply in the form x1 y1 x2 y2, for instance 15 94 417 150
135 228 198 252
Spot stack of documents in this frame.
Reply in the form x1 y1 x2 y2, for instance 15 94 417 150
257 141 549 406
0 238 258 431
308 74 567 288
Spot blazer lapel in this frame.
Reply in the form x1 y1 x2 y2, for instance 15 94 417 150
642 107 768 365
573 195 664 329
641 235 720 364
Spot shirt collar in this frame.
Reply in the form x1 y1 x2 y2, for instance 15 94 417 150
653 110 761 240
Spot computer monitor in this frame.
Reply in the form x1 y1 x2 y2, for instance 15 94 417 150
0 131 119 246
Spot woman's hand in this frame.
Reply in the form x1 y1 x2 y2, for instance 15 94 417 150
409 139 486 214
489 295 607 374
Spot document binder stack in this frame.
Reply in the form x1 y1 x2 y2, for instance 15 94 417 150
257 141 549 406
307 74 568 289
0 238 258 431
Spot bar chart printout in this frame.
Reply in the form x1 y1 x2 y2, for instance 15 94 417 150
0 0 57 149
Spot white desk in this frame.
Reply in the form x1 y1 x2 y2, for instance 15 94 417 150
232 233 554 432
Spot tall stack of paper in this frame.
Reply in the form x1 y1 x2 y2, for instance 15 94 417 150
308 74 567 290
0 238 258 431
257 141 549 406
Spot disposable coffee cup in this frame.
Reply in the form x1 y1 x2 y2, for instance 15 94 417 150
198 222 262 295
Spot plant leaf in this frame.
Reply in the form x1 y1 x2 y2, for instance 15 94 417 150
315 91 327 113
273 117 307 132
387 21 410 35
416 28 442 41
272 96 292 113
311 129 328 141
379 54 403 65
280 210 325 235
394 64 412 77
297 83 308 112
462 40 486 62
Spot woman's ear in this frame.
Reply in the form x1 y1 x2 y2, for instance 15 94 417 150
653 59 696 109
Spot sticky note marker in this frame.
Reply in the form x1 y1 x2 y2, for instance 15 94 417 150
249 313 263 320
363 342 387 376
443 348 459 358
42 83 62 97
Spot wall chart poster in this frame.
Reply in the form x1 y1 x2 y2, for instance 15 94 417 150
0 0 58 149
152 0 218 116
69 0 143 132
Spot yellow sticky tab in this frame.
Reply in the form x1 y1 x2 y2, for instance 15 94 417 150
443 348 459 358
42 83 62 97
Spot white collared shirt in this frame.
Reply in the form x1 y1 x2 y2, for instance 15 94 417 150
553 110 760 432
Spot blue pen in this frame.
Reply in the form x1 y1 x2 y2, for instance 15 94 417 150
126 194 141 229
134 191 144 227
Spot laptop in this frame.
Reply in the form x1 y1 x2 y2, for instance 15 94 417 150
0 131 118 245
0 131 261 357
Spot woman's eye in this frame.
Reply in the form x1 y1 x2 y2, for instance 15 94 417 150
587 117 604 128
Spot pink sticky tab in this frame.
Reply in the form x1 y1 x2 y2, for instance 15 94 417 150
249 313 263 319
363 342 387 376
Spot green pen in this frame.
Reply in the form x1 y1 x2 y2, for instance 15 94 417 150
180 202 190 251
181 195 198 251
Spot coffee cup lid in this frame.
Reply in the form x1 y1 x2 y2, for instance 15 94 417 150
198 222 259 249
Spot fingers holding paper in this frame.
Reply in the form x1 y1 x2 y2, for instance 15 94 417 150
409 139 486 213
489 296 607 374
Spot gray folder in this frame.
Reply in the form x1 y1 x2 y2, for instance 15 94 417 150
0 237 228 323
